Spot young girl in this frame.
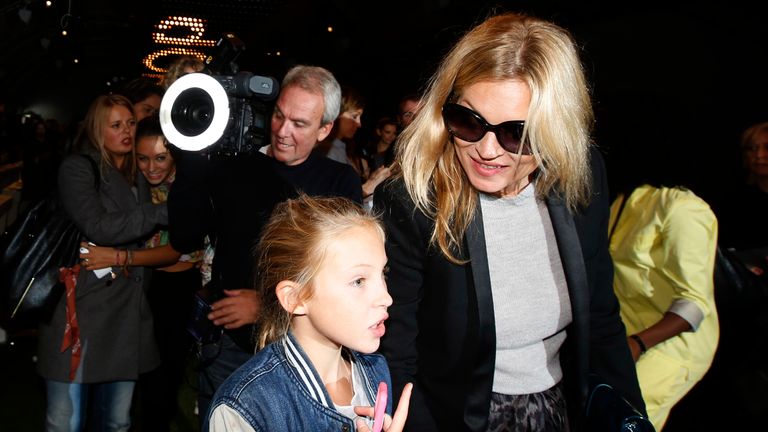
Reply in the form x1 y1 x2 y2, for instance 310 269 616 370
205 194 412 431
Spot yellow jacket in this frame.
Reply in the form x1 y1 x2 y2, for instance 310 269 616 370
609 185 719 369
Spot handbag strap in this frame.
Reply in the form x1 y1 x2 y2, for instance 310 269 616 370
608 192 629 243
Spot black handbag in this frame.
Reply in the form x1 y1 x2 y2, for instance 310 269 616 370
0 155 99 332
714 245 768 307
585 374 655 432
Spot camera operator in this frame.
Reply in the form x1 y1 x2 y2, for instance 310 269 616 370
167 64 362 424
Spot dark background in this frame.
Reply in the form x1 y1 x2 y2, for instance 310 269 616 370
2 0 768 202
2 2 768 430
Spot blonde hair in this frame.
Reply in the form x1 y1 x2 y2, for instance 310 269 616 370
161 55 205 89
740 121 768 184
395 12 594 263
255 194 385 349
78 94 137 183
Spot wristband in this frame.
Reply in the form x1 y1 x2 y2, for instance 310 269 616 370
630 334 647 354
121 249 132 277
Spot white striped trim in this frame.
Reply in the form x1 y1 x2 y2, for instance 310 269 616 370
282 337 330 407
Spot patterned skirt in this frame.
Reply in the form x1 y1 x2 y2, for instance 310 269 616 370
486 382 569 432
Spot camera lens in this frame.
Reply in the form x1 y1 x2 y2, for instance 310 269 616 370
170 88 216 136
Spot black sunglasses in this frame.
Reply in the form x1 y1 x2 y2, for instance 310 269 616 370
442 103 531 155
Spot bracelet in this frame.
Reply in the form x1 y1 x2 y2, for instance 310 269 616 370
121 249 132 277
630 334 648 354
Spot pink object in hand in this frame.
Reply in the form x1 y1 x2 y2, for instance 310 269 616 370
372 381 387 432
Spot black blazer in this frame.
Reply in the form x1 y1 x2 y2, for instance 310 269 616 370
373 149 644 431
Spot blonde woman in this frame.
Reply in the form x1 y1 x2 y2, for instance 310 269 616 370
373 12 644 431
38 94 167 431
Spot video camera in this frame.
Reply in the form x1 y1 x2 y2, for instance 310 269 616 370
159 33 279 155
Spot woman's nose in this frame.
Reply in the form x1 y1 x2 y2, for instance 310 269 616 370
475 133 504 159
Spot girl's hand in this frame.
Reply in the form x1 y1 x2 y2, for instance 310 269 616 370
79 241 117 271
354 383 413 432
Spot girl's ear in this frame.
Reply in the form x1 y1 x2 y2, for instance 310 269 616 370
275 280 308 315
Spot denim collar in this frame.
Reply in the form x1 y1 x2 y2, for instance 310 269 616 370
282 332 332 408
281 332 358 411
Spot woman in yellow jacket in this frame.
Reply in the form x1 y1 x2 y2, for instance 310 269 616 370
608 183 719 431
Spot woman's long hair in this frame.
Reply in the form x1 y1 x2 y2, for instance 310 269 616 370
395 12 594 263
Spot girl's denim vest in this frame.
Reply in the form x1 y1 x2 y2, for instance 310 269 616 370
204 332 392 431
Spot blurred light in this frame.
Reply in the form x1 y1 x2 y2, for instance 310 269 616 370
61 29 67 36
141 73 164 82
152 16 215 47
73 58 79 64
18 7 31 24
106 81 111 86
46 1 52 6
144 16 213 74
276 51 281 56
327 26 333 33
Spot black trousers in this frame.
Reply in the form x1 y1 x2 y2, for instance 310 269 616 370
136 266 201 432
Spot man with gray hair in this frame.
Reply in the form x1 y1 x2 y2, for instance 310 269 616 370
170 65 362 424
263 65 362 199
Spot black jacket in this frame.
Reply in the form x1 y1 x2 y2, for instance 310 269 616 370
373 148 644 431
168 151 294 350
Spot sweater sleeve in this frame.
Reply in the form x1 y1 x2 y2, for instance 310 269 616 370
660 193 718 329
57 154 167 246
207 405 258 432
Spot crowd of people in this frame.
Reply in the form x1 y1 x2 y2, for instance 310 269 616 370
0 9 766 432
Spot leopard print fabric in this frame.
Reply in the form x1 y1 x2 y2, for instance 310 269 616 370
486 382 570 432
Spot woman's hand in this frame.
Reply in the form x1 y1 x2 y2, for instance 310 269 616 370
354 383 413 432
79 241 118 271
362 166 393 197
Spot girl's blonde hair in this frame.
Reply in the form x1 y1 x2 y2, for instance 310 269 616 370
395 12 594 263
78 94 137 183
255 194 385 349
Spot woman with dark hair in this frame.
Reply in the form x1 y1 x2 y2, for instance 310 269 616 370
77 115 204 431
368 116 399 171
320 86 391 209
115 77 165 121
